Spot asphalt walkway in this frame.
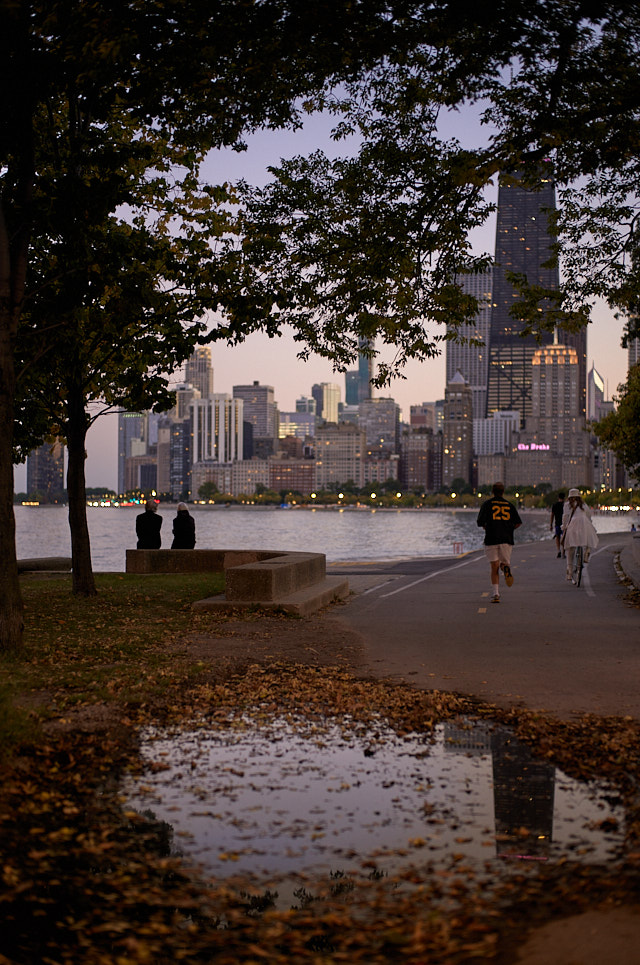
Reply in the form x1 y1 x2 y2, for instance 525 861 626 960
329 531 640 719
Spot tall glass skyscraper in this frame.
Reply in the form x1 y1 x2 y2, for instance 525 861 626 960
487 174 586 425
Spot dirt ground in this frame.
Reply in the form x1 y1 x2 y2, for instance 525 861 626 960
182 609 640 965
182 609 368 674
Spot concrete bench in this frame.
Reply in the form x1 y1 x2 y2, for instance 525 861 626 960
125 548 278 575
125 548 349 616
18 557 72 573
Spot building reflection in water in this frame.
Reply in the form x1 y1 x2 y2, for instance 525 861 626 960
443 723 555 861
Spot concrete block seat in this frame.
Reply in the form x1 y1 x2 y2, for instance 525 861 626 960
125 548 349 616
18 557 72 574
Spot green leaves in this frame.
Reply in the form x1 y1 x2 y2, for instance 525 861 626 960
592 364 640 481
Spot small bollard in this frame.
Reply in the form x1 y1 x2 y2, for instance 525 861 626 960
453 541 463 555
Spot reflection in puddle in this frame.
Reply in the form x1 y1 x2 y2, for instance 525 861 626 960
123 716 624 894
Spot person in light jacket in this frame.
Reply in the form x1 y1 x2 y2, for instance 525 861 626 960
562 488 598 581
171 502 196 549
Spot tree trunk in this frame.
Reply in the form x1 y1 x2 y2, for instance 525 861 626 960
67 385 96 596
0 320 24 653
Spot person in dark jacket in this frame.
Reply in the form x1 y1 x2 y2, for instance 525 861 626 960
136 500 162 548
477 481 522 604
171 502 196 549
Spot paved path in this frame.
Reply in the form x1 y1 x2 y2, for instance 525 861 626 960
328 532 640 719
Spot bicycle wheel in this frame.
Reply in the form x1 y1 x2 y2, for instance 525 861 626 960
574 545 584 587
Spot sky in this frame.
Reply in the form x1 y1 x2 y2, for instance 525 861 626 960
13 113 631 492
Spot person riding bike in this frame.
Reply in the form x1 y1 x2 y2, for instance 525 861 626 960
562 489 598 583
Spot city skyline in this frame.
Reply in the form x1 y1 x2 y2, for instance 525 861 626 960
13 115 632 492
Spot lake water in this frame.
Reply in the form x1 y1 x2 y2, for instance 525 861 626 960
13 504 636 571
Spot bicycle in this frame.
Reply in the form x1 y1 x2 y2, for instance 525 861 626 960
572 545 585 587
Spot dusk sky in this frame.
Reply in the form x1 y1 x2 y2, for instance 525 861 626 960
13 112 630 492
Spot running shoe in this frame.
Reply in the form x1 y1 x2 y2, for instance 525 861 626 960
502 564 514 587
491 594 500 604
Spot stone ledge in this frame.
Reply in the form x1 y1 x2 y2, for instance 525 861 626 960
18 557 72 573
125 548 349 613
192 577 351 617
125 548 281 574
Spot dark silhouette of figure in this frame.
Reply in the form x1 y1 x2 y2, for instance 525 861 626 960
136 500 162 548
550 492 565 558
171 502 196 549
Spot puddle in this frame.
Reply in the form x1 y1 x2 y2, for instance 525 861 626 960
123 715 625 896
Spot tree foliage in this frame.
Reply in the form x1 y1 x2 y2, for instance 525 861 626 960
592 365 640 482
227 0 640 377
1 0 421 648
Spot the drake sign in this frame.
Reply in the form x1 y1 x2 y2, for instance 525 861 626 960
517 443 550 451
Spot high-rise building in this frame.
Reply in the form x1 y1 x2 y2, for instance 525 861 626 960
358 397 400 454
446 269 493 420
587 364 614 422
315 422 366 489
473 411 520 457
26 440 65 501
505 339 590 488
191 395 244 464
233 381 276 437
296 395 317 415
278 412 316 440
345 337 374 404
442 371 473 488
185 346 214 399
175 383 201 420
628 333 639 371
399 428 440 492
487 173 587 424
311 382 341 423
410 401 444 432
117 411 147 494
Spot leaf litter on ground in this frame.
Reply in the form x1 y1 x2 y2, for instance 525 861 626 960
1 575 640 963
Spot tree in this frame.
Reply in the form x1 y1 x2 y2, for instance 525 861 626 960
592 366 640 483
224 1 640 379
13 108 233 596
1 0 421 650
198 482 219 501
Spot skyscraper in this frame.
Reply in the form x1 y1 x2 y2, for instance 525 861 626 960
26 440 65 501
345 337 374 405
311 382 341 423
191 395 244 464
442 371 473 487
446 269 493 420
487 173 586 424
117 411 147 494
358 397 400 454
185 346 214 399
232 382 276 437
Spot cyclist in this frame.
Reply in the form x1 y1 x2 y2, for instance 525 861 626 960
562 488 598 583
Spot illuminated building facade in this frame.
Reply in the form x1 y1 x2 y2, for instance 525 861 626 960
315 422 366 489
442 371 473 488
185 346 214 400
191 395 244 465
487 174 586 424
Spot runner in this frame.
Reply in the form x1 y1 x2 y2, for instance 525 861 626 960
477 482 522 604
